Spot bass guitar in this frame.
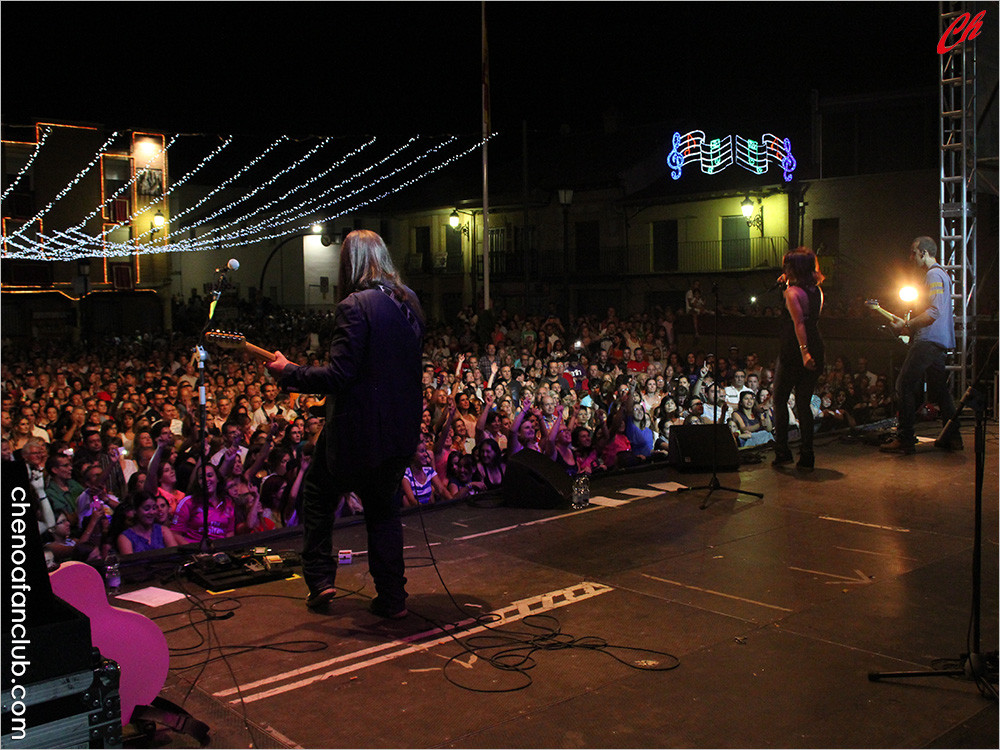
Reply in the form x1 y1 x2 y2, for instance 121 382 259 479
205 330 276 362
864 299 910 344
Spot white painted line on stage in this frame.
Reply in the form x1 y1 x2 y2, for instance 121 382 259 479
789 566 871 585
454 508 599 540
454 523 522 540
834 546 918 561
218 582 614 704
819 516 910 533
213 616 477 697
642 573 793 612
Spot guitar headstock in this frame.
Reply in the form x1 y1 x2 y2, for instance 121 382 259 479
206 330 248 349
864 299 880 308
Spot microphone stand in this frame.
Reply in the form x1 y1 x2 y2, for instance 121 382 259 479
868 341 999 689
194 343 212 553
194 268 231 553
679 281 763 510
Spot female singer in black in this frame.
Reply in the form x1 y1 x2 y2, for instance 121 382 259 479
772 247 824 470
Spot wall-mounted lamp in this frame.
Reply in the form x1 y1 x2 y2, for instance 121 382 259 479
450 209 470 238
151 210 166 235
310 222 335 245
740 196 764 235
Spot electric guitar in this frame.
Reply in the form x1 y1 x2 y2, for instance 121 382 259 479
864 299 910 344
205 330 277 362
206 331 326 413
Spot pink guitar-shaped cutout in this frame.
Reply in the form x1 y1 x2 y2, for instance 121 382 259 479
50 561 170 725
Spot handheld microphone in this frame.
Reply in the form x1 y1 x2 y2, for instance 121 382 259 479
215 259 240 274
766 276 787 293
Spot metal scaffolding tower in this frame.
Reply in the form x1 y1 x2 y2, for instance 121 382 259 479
938 1 978 394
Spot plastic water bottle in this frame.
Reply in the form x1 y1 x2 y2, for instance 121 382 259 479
105 554 121 595
572 473 591 510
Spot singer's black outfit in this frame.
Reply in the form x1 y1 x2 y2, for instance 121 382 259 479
772 284 824 461
276 284 424 614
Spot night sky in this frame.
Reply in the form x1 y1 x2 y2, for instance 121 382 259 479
2 2 941 141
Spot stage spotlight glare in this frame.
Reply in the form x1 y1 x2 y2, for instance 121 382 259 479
899 286 918 303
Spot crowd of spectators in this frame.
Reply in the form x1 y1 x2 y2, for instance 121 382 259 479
3 295 898 570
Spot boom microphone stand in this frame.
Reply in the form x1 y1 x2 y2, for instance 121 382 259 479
868 342 999 690
679 282 763 510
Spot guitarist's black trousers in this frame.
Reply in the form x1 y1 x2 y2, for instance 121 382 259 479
895 339 958 442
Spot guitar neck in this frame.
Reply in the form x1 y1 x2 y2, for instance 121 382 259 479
869 305 904 326
244 342 277 362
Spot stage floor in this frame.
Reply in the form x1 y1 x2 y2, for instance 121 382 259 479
122 423 999 748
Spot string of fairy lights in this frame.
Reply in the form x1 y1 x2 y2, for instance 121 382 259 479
71 135 178 235
0 128 486 261
0 124 51 203
178 135 472 255
191 136 377 243
6 130 121 249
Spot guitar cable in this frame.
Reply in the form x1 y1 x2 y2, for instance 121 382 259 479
395 498 681 694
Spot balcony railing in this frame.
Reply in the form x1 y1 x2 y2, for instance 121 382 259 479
414 235 789 281
535 236 788 276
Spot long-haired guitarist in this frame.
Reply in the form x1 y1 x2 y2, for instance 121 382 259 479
880 237 961 454
264 230 425 617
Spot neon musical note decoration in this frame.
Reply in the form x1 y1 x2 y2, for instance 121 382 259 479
667 131 797 182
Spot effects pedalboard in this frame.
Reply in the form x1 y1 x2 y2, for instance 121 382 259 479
181 547 301 592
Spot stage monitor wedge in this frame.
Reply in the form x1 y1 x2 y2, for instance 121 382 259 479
502 449 572 509
668 423 740 472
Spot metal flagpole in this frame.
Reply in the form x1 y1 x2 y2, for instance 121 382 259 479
481 0 491 311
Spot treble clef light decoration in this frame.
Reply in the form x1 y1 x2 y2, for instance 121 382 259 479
666 130 797 182
781 138 797 182
666 132 686 180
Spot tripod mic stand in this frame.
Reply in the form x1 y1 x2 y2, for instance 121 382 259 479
679 282 763 510
868 342 999 691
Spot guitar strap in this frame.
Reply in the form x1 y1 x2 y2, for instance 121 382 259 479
378 285 422 339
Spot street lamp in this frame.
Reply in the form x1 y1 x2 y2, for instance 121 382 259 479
741 196 764 235
450 209 470 237
151 210 166 235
